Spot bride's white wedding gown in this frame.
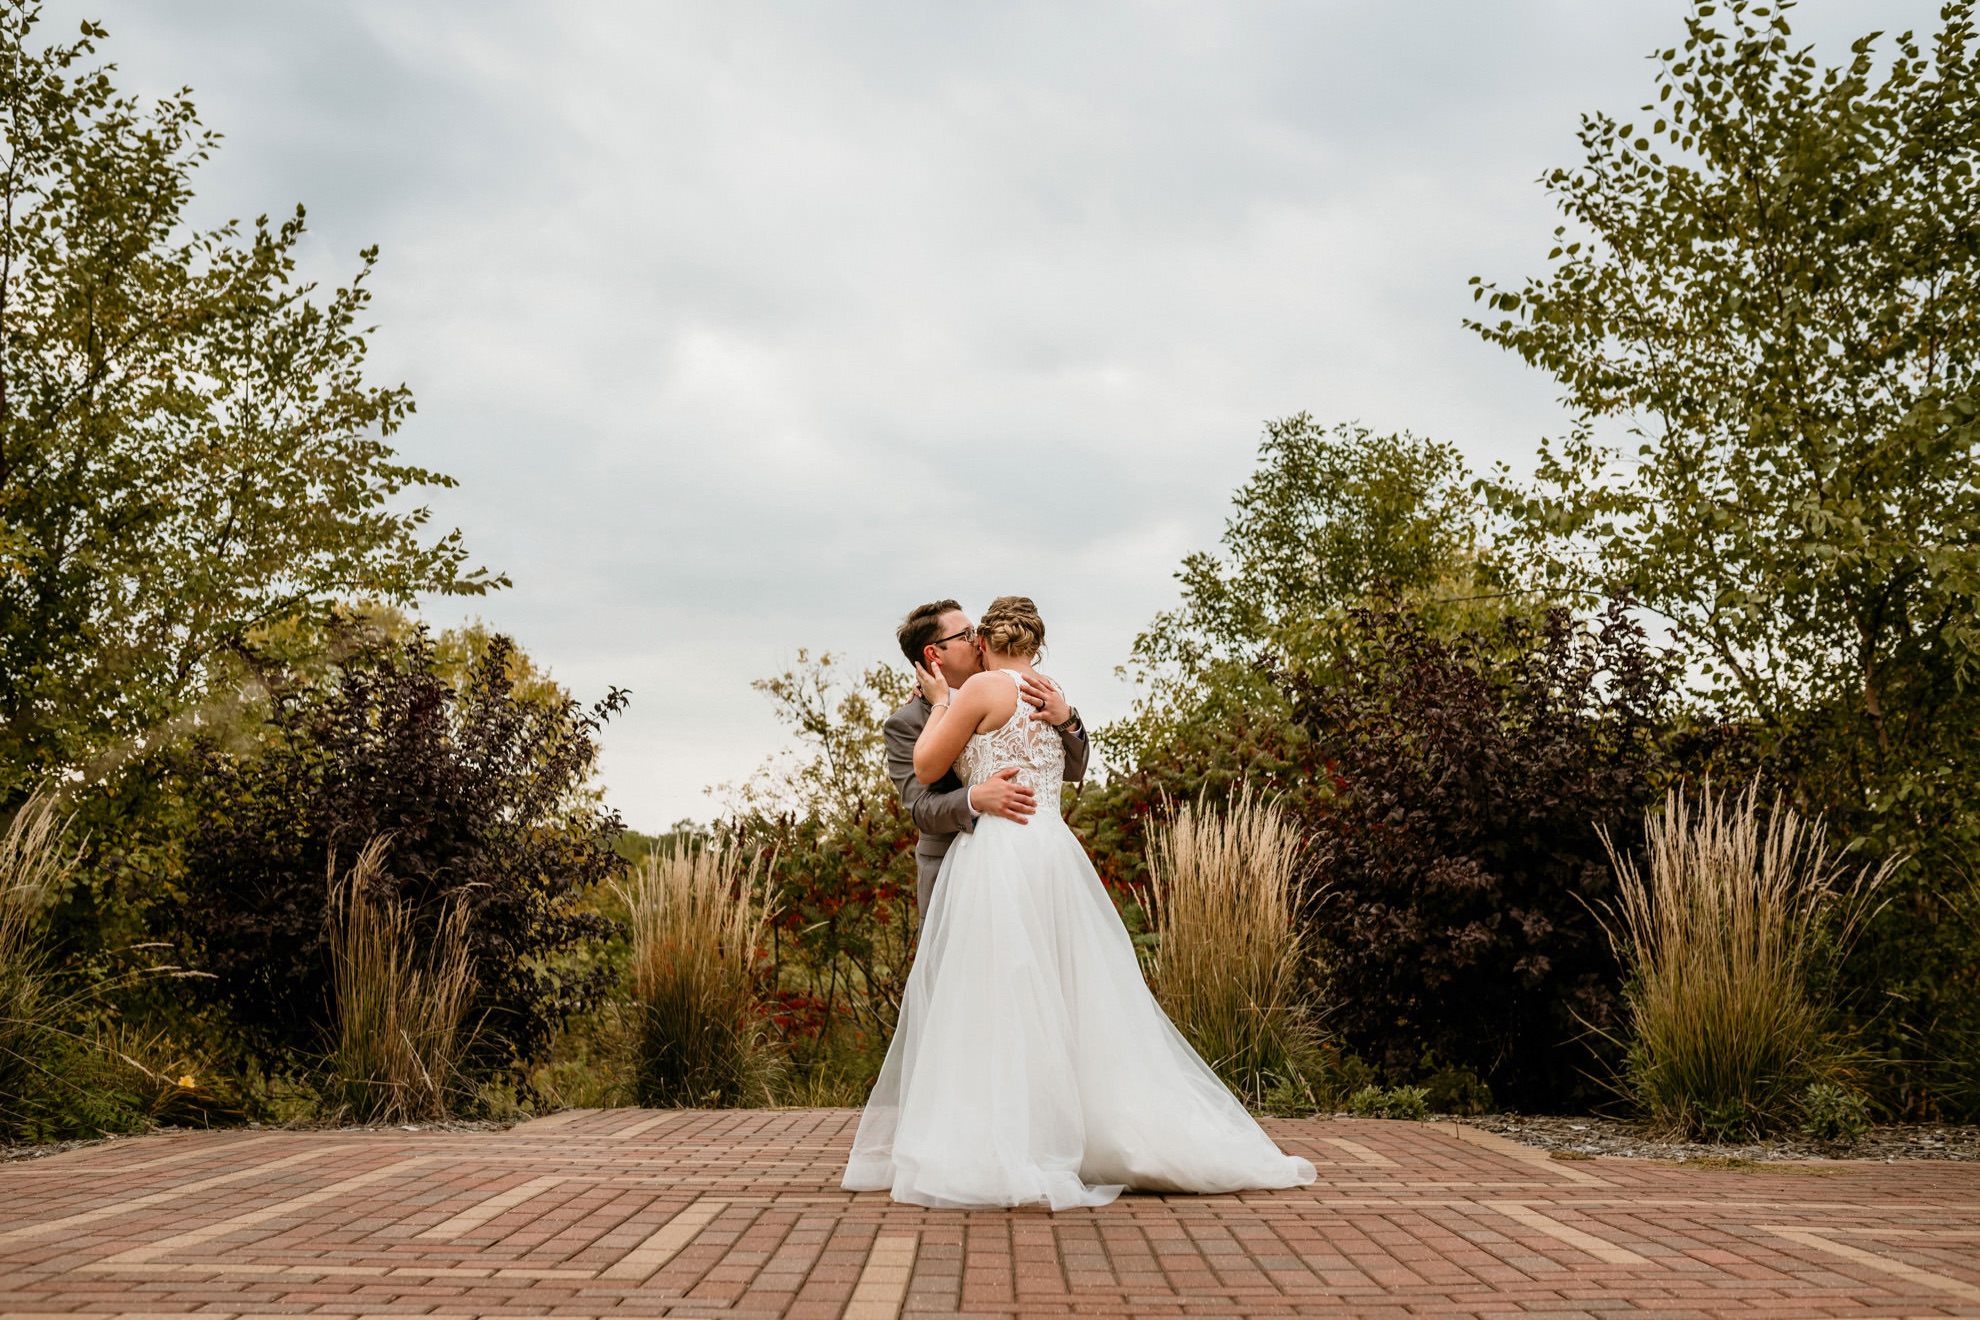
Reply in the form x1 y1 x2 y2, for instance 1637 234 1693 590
843 669 1317 1210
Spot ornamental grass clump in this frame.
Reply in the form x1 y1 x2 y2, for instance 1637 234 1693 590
2 792 212 1139
325 838 477 1123
1601 784 1892 1140
0 792 79 1136
616 843 777 1107
1146 789 1320 1106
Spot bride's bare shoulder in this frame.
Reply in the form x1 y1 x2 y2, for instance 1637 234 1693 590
959 670 1019 722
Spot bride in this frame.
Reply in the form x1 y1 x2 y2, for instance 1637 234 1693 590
843 596 1316 1210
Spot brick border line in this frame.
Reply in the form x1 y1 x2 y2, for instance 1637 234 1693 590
1761 1225 1980 1305
93 1154 435 1266
0 1147 332 1244
1477 1198 1650 1264
843 1230 917 1320
417 1173 567 1239
611 1112 679 1139
1320 1136 1397 1167
597 1196 730 1281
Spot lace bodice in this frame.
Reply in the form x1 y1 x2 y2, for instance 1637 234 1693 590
955 670 1065 811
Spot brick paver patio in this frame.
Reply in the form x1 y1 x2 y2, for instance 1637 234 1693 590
2 1108 1976 1318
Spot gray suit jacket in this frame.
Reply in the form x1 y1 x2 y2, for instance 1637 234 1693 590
886 688 1092 912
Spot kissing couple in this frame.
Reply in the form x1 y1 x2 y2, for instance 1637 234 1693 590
843 595 1316 1210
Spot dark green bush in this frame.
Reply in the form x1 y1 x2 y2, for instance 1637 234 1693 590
167 622 626 1078
1347 1085 1429 1120
1418 1058 1495 1117
1801 1082 1872 1147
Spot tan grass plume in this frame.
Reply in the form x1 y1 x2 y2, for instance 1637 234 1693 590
1146 787 1318 1104
1600 782 1894 1137
0 791 81 1133
615 842 777 1107
326 836 476 1123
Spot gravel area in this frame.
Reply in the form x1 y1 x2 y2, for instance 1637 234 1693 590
1465 1111 1980 1162
239 1118 519 1134
10 1112 1978 1165
0 1135 118 1163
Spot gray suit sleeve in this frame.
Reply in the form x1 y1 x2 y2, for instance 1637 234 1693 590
1060 723 1091 786
885 705 976 837
1042 676 1091 786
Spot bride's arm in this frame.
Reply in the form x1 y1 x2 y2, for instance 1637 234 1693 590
913 671 993 784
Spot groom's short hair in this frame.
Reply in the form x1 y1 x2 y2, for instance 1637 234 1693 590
898 599 962 666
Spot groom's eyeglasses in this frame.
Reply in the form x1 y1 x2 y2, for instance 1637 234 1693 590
932 626 975 648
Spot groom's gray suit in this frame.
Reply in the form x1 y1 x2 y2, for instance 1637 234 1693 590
885 691 1092 912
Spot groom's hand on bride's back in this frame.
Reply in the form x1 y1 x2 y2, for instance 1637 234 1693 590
971 766 1036 824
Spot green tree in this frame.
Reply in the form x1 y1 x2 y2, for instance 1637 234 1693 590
1084 416 1518 932
1112 415 1497 764
1471 0 1980 1114
0 7 500 794
720 649 908 821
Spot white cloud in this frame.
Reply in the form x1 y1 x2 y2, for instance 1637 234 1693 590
54 0 1942 826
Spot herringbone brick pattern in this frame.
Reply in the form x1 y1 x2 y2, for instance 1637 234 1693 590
2 1108 1976 1318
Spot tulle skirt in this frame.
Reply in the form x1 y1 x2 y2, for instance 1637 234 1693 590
842 810 1317 1210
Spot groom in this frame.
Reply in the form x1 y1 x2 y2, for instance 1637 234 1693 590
886 598 1091 912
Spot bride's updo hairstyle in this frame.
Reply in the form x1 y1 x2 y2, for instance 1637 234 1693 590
978 595 1045 658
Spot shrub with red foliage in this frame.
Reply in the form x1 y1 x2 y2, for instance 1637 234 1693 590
1277 598 1677 1110
729 792 920 1048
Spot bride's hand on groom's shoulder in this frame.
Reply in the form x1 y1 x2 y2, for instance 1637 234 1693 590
1018 673 1069 727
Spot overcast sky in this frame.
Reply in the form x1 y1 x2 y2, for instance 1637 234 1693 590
52 0 1937 830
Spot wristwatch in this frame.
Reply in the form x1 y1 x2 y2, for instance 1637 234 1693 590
1054 706 1082 733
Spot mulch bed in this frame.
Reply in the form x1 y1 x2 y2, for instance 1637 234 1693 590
1465 1111 1980 1162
